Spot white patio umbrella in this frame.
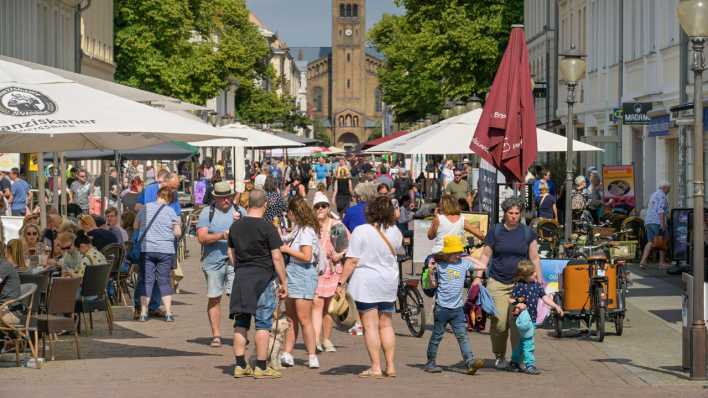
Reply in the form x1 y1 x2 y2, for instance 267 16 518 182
366 108 603 155
190 123 304 149
0 59 241 153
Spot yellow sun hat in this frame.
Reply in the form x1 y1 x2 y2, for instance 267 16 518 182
441 235 465 254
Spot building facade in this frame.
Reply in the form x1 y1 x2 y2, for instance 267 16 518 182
540 0 707 209
292 0 384 149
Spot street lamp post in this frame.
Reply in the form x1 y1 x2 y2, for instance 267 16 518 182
560 46 587 242
678 0 708 380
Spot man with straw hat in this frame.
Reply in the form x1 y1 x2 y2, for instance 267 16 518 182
196 181 245 348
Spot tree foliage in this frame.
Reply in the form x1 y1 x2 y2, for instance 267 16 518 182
369 0 523 122
235 79 311 133
114 0 271 105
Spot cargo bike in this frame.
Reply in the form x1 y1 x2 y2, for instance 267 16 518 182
551 218 635 342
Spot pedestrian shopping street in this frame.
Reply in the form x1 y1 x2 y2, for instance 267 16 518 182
1 240 704 397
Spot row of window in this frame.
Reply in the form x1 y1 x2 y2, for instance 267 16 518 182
338 114 359 127
340 3 359 17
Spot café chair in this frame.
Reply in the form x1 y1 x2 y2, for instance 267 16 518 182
35 277 82 361
0 283 38 367
76 263 113 335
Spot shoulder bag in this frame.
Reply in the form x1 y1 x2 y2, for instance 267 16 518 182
372 224 397 264
128 204 166 263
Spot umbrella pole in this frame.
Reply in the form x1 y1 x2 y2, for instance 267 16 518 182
38 152 46 230
101 160 108 214
52 152 59 211
60 153 67 217
232 146 236 183
115 151 122 215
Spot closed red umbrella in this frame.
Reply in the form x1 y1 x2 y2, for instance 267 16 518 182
469 25 537 182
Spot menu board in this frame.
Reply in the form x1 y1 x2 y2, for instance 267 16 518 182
602 164 636 209
670 208 708 263
476 160 497 222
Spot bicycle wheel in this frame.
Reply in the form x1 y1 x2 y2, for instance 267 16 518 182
594 289 606 342
402 285 426 337
614 315 624 336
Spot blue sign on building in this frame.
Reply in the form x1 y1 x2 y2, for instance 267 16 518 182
648 114 670 137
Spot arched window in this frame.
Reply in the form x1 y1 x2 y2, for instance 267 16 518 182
345 114 352 127
347 79 351 89
313 86 323 112
346 4 352 17
340 3 345 16
353 4 358 17
353 116 359 127
375 87 383 113
338 116 344 126
347 53 351 63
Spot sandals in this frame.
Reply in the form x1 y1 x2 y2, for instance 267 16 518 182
210 337 222 347
358 369 384 378
384 370 397 378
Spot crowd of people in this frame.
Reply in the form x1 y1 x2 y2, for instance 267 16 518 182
0 152 679 378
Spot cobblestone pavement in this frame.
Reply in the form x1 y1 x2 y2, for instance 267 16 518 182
1 239 707 398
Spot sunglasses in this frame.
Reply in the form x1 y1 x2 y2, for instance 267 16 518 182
314 203 329 210
25 232 38 236
454 174 462 178
60 245 72 250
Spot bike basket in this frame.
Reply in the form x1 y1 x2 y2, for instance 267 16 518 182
609 241 638 260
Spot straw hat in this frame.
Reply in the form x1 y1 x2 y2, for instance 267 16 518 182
212 181 234 197
328 292 357 329
440 235 465 254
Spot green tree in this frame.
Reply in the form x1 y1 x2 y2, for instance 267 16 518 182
114 0 270 105
234 77 312 133
369 0 523 122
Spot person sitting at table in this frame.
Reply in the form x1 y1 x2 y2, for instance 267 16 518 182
21 223 43 258
5 239 26 270
42 214 63 258
79 214 118 251
61 231 106 278
0 240 21 352
46 232 79 272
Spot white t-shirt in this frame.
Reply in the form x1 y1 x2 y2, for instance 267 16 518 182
254 174 267 188
431 214 465 253
346 224 403 303
442 168 454 184
290 226 319 265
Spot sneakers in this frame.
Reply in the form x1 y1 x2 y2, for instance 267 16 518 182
348 322 364 336
524 365 541 375
308 355 320 369
280 352 294 367
322 339 336 352
316 342 324 353
506 362 522 373
466 359 484 375
424 361 443 373
253 366 282 379
233 365 254 378
164 314 175 322
494 357 509 370
138 314 148 322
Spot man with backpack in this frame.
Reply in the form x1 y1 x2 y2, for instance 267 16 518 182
196 181 246 347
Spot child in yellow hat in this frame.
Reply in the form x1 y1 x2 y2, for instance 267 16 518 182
425 235 486 374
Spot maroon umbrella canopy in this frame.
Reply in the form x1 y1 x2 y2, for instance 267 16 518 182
469 26 537 182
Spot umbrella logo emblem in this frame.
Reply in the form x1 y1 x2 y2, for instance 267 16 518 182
0 87 57 116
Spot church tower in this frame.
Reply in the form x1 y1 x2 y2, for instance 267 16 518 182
330 0 367 147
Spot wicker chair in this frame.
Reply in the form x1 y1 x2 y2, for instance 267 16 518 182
35 277 82 361
0 283 38 367
101 243 127 305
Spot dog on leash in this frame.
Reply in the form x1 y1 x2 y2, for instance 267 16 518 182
248 304 289 370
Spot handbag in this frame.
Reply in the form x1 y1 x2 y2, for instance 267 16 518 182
373 223 397 259
128 204 166 263
652 234 668 251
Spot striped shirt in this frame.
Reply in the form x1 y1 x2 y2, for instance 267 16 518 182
138 202 179 254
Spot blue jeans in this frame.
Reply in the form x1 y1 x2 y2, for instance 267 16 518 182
511 324 536 367
134 262 162 311
426 305 474 364
233 280 277 331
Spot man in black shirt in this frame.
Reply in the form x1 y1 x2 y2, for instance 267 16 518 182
86 215 119 251
227 188 287 379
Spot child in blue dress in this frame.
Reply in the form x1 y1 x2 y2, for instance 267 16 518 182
424 235 486 374
508 260 564 375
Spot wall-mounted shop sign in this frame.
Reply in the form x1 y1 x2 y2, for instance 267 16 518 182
622 102 652 125
648 114 670 137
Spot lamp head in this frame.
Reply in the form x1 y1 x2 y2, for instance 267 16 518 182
559 45 587 83
678 0 708 38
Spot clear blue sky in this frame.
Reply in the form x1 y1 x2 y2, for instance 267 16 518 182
245 0 403 47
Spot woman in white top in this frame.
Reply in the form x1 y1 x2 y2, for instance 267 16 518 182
279 196 321 369
427 194 485 253
337 195 403 378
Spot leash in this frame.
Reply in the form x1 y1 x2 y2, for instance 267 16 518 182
268 287 282 361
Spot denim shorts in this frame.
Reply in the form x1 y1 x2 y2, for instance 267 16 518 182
355 301 396 313
233 280 277 331
203 264 235 298
286 262 318 300
646 223 664 242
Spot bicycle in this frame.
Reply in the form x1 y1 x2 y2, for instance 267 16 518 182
395 254 426 337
